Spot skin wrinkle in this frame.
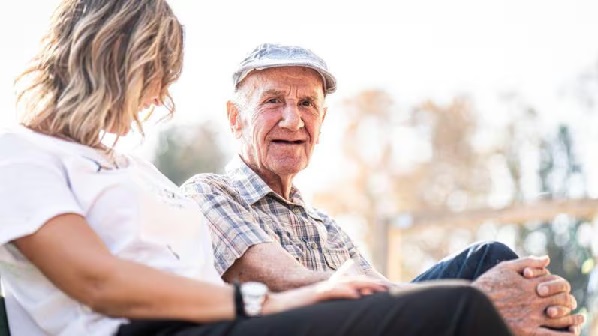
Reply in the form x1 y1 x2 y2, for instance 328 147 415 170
224 242 332 291
231 67 327 200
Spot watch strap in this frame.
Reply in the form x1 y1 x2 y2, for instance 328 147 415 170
233 282 248 318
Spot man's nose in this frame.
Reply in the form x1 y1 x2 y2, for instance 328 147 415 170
279 104 305 130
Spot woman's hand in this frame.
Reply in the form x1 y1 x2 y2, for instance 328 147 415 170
262 275 388 315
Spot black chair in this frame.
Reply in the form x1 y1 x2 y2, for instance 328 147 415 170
0 296 10 336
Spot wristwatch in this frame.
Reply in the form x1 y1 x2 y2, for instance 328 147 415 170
239 282 269 316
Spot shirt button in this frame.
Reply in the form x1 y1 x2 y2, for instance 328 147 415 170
309 242 318 249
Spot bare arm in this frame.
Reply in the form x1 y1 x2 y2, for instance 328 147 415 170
15 214 389 324
222 242 332 291
15 213 236 322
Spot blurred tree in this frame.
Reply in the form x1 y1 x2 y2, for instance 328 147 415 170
406 98 491 213
515 125 594 334
313 90 491 272
489 95 595 333
314 89 595 305
570 60 598 112
313 90 400 272
152 121 229 186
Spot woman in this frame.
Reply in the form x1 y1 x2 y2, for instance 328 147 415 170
0 0 513 335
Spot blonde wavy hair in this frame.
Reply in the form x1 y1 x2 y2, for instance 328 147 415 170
15 0 184 148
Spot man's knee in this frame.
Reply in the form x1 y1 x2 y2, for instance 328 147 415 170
467 241 518 263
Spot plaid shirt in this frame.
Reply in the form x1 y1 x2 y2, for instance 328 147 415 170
181 157 374 275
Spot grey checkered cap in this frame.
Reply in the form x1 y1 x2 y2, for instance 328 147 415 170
232 43 337 94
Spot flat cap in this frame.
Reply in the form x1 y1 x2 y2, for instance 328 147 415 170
232 43 336 94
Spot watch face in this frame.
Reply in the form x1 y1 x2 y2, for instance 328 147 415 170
242 282 268 296
241 282 269 316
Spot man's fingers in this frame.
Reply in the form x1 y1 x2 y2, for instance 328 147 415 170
546 292 576 310
545 305 571 318
359 288 374 296
523 267 550 278
537 277 572 297
346 278 388 293
541 313 585 329
538 327 578 336
505 255 550 272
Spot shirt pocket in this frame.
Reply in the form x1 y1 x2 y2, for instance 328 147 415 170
324 247 351 270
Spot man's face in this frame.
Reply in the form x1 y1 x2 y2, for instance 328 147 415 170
229 66 327 181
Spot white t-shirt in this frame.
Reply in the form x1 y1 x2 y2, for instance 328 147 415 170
0 127 223 335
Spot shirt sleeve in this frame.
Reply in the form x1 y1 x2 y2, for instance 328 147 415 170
318 211 376 274
0 134 83 246
181 176 274 275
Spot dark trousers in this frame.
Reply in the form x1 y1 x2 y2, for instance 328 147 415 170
412 241 519 282
117 241 516 336
117 283 512 336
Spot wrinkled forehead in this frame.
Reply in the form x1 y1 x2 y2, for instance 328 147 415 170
239 66 326 99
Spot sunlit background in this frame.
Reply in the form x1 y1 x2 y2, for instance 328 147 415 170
1 0 598 334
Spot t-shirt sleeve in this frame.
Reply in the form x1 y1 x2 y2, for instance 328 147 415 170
181 176 274 275
0 134 84 246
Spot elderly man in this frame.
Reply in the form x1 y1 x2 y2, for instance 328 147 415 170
181 43 584 335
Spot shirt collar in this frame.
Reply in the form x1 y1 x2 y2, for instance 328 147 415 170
225 157 322 220
225 157 273 205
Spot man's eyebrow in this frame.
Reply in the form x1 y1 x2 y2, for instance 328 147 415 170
259 89 322 102
261 89 285 97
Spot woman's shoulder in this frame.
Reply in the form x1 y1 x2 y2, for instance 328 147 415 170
0 126 88 164
0 126 52 156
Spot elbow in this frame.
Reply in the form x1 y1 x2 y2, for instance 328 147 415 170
70 263 124 316
83 286 118 316
223 266 302 292
83 280 138 318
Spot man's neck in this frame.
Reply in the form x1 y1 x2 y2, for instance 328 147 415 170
262 174 294 201
238 156 296 201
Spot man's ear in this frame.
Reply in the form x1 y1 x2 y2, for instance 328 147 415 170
316 106 327 144
227 101 243 138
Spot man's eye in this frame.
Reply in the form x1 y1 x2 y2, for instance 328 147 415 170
300 100 314 107
266 98 282 104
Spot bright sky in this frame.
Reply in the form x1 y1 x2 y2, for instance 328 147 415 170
1 0 598 196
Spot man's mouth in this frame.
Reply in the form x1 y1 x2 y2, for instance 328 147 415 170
271 139 306 145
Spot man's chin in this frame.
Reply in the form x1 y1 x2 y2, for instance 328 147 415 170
269 163 306 177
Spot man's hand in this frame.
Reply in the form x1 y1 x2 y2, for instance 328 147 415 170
262 276 388 315
330 258 365 279
472 256 584 336
523 267 577 318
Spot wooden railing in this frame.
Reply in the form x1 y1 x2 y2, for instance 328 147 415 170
386 198 598 280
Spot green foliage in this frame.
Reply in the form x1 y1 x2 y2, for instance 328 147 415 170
517 125 594 334
152 122 230 186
